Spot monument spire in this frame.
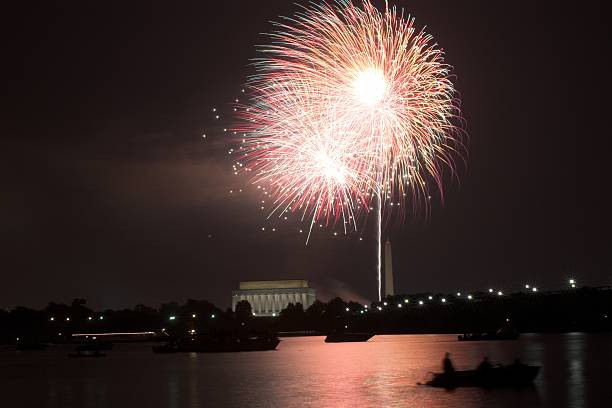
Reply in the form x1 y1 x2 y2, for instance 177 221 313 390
384 238 394 297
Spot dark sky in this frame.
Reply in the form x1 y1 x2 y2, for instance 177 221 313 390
3 0 610 310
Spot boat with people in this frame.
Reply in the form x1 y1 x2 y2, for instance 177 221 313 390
425 363 540 388
324 332 374 343
153 333 280 353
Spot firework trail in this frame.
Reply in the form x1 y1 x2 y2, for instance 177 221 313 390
236 0 464 300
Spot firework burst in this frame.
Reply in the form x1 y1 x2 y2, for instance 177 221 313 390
236 0 464 239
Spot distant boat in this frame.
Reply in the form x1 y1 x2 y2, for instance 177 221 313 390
75 341 113 351
324 332 374 343
458 321 520 341
16 341 48 351
67 350 106 358
425 364 540 388
153 334 280 353
152 342 179 353
458 332 519 341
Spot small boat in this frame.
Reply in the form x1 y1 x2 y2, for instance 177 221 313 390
458 332 519 341
458 322 520 341
68 350 106 358
75 341 113 351
16 342 48 351
152 342 179 353
325 332 374 343
154 334 280 353
425 365 540 388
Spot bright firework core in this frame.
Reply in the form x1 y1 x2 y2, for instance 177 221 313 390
352 68 387 106
316 151 346 184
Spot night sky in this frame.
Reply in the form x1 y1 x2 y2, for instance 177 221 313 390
3 0 609 310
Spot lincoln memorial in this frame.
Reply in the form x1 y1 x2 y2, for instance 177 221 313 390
231 280 316 316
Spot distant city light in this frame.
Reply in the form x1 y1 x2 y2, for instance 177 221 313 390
88 316 92 321
497 291 503 296
571 283 576 288
346 307 350 312
377 306 382 311
397 304 402 308
467 295 473 300
404 299 409 303
169 316 176 321
569 279 575 285
211 314 215 319
441 298 446 303
488 288 494 293
532 287 538 292
49 317 54 321
428 296 433 300
66 317 70 321
383 302 388 306
525 284 530 289
418 300 424 305
456 292 461 297
192 314 197 318
99 316 104 320
272 313 277 317
364 304 368 308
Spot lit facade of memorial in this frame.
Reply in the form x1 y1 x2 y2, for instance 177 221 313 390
232 280 316 316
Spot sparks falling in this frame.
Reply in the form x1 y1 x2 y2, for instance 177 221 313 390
235 0 464 296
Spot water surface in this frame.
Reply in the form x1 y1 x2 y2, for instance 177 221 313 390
1 333 610 407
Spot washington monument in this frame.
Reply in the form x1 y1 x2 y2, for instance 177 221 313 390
384 239 395 296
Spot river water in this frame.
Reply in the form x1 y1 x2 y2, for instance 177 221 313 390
1 333 610 407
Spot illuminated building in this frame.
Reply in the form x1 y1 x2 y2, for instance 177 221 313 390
232 280 316 316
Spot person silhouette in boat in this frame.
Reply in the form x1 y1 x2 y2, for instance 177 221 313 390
477 356 492 371
443 352 455 374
